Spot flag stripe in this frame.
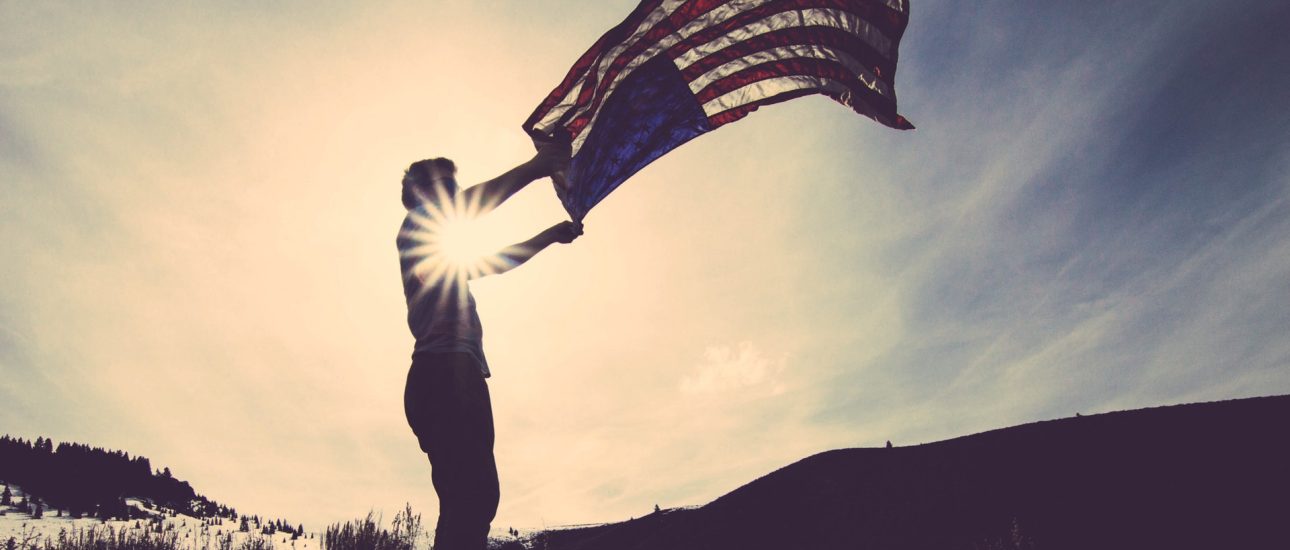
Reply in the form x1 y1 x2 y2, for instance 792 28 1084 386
694 57 870 103
666 0 904 65
702 74 911 129
685 41 892 101
675 11 897 83
561 0 769 145
704 83 828 126
526 0 674 136
558 1 699 126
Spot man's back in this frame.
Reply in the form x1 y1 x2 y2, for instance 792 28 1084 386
398 205 489 376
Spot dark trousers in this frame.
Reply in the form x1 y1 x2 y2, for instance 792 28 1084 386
404 352 499 550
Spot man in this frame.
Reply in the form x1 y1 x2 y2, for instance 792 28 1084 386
397 146 579 550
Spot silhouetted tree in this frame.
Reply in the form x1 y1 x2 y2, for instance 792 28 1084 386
1 484 10 505
0 434 230 520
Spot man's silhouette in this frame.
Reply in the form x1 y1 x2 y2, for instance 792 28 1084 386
397 146 579 550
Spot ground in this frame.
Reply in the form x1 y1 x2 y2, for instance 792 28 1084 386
0 482 319 550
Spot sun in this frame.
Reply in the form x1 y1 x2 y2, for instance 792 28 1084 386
400 186 513 285
436 215 493 268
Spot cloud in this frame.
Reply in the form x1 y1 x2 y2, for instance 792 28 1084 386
680 342 786 395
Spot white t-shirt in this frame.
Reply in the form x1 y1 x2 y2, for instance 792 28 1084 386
397 204 489 377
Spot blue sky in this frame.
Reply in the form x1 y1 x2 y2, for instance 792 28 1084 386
3 0 1288 533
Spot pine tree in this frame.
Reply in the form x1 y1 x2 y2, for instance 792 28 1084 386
1 485 10 506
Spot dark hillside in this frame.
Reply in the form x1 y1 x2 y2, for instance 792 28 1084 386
0 435 235 520
531 395 1290 550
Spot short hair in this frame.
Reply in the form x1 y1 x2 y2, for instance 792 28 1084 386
402 157 457 209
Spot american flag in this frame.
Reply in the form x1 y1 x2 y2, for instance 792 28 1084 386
524 0 914 220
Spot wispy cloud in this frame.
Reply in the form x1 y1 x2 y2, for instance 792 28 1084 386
680 342 786 395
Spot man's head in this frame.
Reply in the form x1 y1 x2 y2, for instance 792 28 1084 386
402 157 458 209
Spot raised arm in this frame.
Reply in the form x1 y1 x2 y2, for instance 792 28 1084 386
458 139 570 216
474 221 583 278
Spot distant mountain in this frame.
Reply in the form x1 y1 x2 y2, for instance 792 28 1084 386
0 435 236 520
530 395 1290 550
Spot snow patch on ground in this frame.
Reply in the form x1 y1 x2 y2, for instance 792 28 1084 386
0 481 320 549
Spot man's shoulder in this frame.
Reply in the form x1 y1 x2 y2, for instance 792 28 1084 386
398 207 426 234
403 205 430 221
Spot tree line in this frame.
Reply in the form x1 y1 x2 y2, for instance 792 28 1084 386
0 435 235 521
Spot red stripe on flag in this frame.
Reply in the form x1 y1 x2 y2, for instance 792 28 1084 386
694 57 859 103
566 115 589 138
665 0 907 62
707 83 913 130
696 57 907 127
559 0 730 138
678 25 898 85
707 88 817 127
524 0 666 135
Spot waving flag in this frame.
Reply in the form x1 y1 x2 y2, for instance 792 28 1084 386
524 0 913 220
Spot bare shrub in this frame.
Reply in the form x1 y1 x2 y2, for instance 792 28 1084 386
323 504 422 550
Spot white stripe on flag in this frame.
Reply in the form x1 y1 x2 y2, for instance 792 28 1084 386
686 43 892 99
566 0 775 152
532 0 689 133
530 80 585 136
672 8 895 72
699 74 854 118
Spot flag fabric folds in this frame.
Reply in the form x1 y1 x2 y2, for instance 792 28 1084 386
524 0 914 220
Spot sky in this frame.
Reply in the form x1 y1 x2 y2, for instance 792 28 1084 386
3 0 1289 534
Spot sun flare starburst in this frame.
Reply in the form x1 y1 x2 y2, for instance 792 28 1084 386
399 186 514 290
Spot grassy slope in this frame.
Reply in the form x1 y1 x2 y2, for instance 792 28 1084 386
533 395 1290 550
